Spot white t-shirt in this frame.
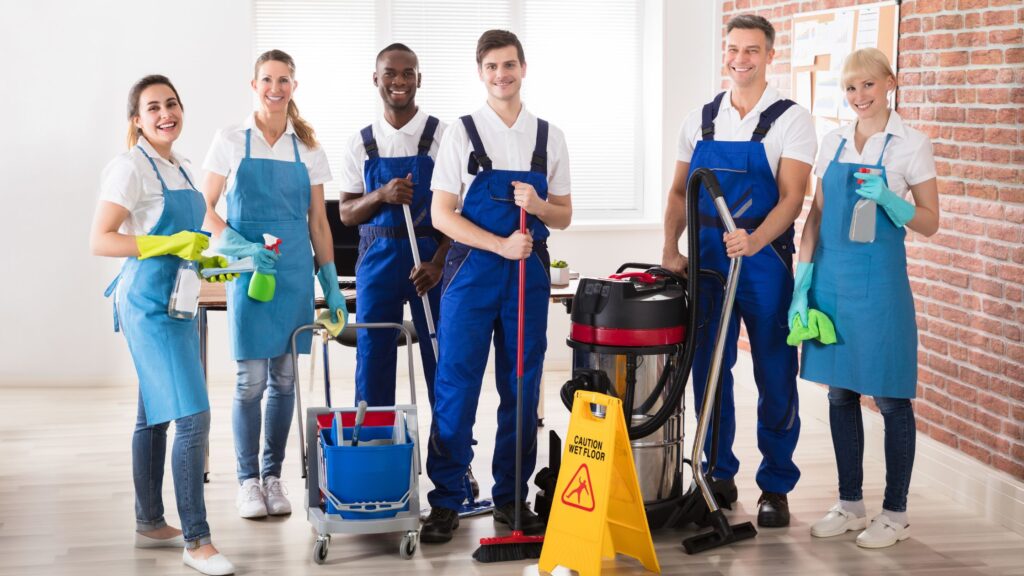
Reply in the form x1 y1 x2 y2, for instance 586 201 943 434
814 111 936 200
337 110 447 195
431 103 571 207
202 113 332 193
676 86 817 176
98 137 198 236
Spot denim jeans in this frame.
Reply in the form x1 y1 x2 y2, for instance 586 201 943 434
233 352 295 483
133 393 212 545
828 386 916 512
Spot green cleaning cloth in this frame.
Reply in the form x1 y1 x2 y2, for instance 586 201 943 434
316 309 347 338
787 309 837 347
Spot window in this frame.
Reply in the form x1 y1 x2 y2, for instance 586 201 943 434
255 0 647 220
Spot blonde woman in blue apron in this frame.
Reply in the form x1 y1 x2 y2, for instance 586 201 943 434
789 48 939 549
201 50 346 520
91 75 236 575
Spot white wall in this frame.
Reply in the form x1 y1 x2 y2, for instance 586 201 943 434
0 0 717 386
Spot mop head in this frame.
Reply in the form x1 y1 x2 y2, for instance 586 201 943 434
316 309 347 338
472 531 544 563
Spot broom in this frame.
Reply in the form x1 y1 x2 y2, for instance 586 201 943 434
472 207 545 563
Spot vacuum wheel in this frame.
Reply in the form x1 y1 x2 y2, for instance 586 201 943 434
400 530 418 559
313 534 330 564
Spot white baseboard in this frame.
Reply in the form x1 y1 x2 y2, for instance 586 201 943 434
799 379 1024 537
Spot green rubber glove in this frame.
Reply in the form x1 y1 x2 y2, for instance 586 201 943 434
787 261 814 329
854 171 915 228
316 261 349 329
198 255 238 283
136 230 209 261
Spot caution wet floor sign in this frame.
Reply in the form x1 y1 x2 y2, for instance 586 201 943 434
539 391 659 576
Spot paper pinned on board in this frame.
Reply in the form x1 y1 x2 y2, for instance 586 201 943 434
855 7 880 50
793 20 819 67
813 70 841 117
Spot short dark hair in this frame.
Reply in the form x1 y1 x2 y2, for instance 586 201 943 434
726 14 776 51
476 29 525 66
376 42 418 67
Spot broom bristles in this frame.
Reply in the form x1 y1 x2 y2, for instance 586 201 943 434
472 531 545 563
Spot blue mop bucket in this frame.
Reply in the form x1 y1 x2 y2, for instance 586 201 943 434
320 421 413 519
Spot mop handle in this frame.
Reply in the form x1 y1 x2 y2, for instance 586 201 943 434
402 203 439 360
517 208 526 378
514 207 526 533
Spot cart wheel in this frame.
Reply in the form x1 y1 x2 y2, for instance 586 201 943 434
313 535 330 564
400 531 418 559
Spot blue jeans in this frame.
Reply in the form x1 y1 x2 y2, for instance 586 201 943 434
233 352 295 483
827 386 916 512
133 393 211 545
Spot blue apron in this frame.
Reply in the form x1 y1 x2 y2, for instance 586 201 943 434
426 115 552 510
354 117 443 407
225 129 314 360
687 92 801 493
104 146 209 425
802 134 918 398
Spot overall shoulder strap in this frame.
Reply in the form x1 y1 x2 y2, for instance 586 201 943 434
751 99 796 143
701 92 727 141
418 116 440 156
360 125 378 160
461 115 491 175
531 118 549 174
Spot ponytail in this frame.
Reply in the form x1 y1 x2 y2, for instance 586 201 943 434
255 49 318 149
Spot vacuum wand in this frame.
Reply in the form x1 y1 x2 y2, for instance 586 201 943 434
403 203 439 361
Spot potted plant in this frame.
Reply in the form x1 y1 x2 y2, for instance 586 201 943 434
550 259 569 286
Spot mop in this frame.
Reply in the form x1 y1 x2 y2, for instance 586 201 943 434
404 204 493 518
472 208 545 563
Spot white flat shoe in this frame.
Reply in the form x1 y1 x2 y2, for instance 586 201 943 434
183 549 235 576
810 504 867 538
856 513 910 548
134 531 185 548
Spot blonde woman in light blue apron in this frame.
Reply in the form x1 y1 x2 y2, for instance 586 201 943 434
91 75 235 575
789 49 939 549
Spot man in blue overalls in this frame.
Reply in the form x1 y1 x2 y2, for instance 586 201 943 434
421 29 573 544
661 14 817 527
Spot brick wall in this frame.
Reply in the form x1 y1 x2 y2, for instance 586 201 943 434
720 0 1024 479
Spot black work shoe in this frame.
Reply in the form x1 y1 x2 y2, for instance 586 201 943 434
711 477 738 507
465 466 480 501
421 507 459 543
757 492 790 527
493 501 546 535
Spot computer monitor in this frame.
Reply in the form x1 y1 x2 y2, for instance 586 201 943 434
324 199 359 277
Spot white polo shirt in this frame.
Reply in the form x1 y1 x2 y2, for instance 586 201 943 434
202 113 332 193
677 86 817 177
431 103 571 207
98 137 198 236
814 111 936 201
337 109 447 195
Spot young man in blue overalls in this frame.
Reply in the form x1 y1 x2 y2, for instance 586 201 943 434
661 14 817 528
421 29 573 544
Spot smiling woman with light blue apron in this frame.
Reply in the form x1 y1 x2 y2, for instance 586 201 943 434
200 50 344 522
91 75 235 575
788 49 940 550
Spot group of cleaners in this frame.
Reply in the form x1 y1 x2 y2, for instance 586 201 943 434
89 14 938 575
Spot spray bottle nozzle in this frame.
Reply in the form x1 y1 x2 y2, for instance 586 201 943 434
262 233 282 254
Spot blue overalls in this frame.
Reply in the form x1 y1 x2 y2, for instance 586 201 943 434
689 92 801 493
104 146 208 425
225 129 314 360
426 116 552 510
355 116 442 407
802 134 918 398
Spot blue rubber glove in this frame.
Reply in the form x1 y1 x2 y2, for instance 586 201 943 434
217 227 279 274
316 261 349 328
787 261 814 329
854 172 916 228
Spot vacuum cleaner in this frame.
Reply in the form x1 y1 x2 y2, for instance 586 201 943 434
538 167 756 554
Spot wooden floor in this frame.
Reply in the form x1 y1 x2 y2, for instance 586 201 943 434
1 352 1022 576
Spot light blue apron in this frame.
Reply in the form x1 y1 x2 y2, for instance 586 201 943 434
104 146 209 425
225 129 314 360
802 133 918 398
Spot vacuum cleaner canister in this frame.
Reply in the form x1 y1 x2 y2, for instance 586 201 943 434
569 272 687 347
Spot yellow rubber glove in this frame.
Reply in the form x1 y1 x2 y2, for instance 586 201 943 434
198 255 239 283
136 231 209 261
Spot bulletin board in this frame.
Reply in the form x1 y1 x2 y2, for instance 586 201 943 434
790 1 900 135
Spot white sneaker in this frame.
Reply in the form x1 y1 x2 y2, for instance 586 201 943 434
262 475 292 516
236 478 267 519
183 548 235 576
856 513 910 548
810 503 868 538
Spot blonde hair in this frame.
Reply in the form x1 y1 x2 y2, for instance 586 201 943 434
254 49 318 149
842 48 896 87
